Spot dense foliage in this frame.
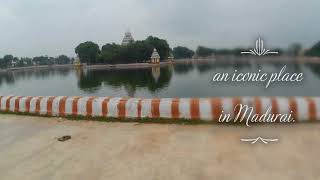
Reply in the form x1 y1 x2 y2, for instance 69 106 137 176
0 54 71 69
305 41 320 57
75 41 100 64
172 46 194 59
196 46 215 57
73 36 170 64
3 38 320 69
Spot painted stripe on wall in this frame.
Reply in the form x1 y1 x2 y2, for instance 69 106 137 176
118 98 128 118
179 98 191 119
190 98 200 119
199 98 211 121
159 98 172 119
108 97 122 118
0 96 320 123
91 97 105 117
171 98 180 119
141 99 152 118
211 98 222 121
314 98 320 120
126 98 139 118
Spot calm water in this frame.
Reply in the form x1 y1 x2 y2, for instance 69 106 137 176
1 62 320 97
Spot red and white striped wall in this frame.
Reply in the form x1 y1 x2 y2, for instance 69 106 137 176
0 96 319 122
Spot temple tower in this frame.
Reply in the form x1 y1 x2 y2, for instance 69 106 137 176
121 30 134 46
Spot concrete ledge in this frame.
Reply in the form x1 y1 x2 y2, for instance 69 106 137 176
0 96 319 122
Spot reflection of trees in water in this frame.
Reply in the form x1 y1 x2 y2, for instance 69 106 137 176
270 63 303 73
307 63 320 78
233 62 250 69
195 63 215 73
173 63 194 74
194 62 250 73
77 67 172 96
286 63 303 73
0 72 15 85
78 71 102 93
0 68 71 87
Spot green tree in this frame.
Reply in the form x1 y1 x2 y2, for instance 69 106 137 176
33 56 50 65
16 60 25 67
55 55 71 64
172 46 194 59
100 36 169 64
101 43 122 64
3 54 13 67
0 57 5 69
145 36 170 60
196 46 214 57
305 41 320 57
75 41 100 64
82 36 170 64
20 57 33 66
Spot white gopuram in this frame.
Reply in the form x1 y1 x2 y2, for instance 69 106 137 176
121 30 134 46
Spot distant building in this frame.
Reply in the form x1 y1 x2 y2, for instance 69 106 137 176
121 30 134 46
150 48 160 64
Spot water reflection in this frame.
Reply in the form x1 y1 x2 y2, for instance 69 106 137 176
77 66 172 96
307 63 320 78
0 68 71 86
1 61 320 97
172 61 254 75
173 63 194 74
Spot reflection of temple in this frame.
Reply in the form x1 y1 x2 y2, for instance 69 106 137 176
121 30 134 46
151 66 161 82
150 48 160 64
76 66 172 93
75 68 82 80
74 68 87 80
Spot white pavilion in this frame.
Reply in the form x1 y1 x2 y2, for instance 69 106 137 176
150 48 160 64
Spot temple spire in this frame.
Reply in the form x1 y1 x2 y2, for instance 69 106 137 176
121 30 134 45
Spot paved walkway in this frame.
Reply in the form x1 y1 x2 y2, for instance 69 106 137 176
0 114 319 180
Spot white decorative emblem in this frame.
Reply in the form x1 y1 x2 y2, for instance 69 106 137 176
241 137 279 144
241 37 278 56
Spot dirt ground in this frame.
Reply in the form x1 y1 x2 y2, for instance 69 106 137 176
0 114 319 180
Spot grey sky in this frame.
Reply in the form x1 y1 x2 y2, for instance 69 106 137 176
1 0 319 57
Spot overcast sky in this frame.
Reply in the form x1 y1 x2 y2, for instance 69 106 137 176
1 0 319 57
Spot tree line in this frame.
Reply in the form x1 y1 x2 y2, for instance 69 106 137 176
0 55 72 69
75 36 171 64
2 39 320 69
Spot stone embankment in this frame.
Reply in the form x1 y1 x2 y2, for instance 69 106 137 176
0 96 319 122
